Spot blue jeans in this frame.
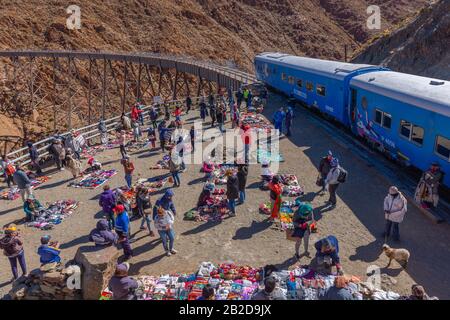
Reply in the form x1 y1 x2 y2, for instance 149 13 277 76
239 191 246 203
158 229 175 252
125 174 132 188
8 251 27 279
172 172 181 186
219 123 224 133
228 199 236 214
140 215 153 233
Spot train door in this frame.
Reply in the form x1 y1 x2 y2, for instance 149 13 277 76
350 88 358 131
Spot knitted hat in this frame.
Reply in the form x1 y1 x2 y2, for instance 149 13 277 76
41 235 51 245
298 203 313 217
113 204 125 213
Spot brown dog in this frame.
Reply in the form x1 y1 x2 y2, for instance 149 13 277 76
382 244 410 269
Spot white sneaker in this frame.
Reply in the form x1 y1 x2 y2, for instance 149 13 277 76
60 168 65 171
170 249 178 254
166 251 172 256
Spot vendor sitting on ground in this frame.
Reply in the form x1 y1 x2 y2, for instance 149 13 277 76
197 183 215 208
312 235 343 275
108 262 138 300
89 219 118 246
251 277 287 300
23 195 44 222
37 235 61 267
408 284 439 300
197 284 215 300
318 276 359 300
87 156 102 171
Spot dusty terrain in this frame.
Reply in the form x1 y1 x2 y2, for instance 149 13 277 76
1 93 449 299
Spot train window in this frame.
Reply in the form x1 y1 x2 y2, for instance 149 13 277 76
288 76 295 85
400 120 424 146
281 73 287 81
317 85 326 97
412 125 424 145
435 136 450 160
306 82 314 92
297 79 303 88
375 109 391 129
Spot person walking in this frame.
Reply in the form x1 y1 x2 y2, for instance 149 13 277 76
226 170 239 217
216 104 225 133
168 155 181 188
2 156 15 188
185 95 192 114
158 121 168 152
324 158 344 208
415 162 443 209
65 148 82 179
285 106 294 137
292 203 314 259
120 156 135 189
153 207 177 256
237 163 248 204
383 186 407 242
114 204 133 260
137 187 155 236
118 130 128 159
154 189 177 214
149 106 159 129
190 126 196 152
318 151 333 193
200 99 208 122
99 184 117 230
27 142 42 175
0 224 27 280
209 103 217 128
273 107 285 135
13 165 33 202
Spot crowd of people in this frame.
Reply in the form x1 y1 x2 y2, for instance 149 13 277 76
0 86 443 301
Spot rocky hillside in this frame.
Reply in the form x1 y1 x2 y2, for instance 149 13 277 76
0 0 429 149
352 0 450 80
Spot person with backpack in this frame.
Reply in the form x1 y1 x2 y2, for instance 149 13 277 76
13 164 33 202
318 151 333 193
2 156 15 188
324 158 347 207
0 224 27 280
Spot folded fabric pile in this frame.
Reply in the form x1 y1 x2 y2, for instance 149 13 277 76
240 113 273 132
26 200 79 230
279 174 304 197
257 148 284 163
106 132 134 149
80 145 106 159
126 140 151 152
100 261 405 300
1 176 51 201
211 165 236 185
69 169 117 189
150 155 170 170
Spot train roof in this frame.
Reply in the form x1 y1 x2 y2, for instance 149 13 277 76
350 71 450 117
255 52 376 80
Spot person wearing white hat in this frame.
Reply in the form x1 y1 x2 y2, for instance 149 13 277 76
383 186 407 242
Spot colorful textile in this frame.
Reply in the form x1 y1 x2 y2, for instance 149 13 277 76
26 200 79 230
1 175 51 200
69 169 117 189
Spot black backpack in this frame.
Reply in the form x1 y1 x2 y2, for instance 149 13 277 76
337 167 348 183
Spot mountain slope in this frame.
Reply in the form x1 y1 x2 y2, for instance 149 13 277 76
352 0 450 80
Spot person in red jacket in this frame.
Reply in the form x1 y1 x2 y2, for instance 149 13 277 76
131 104 142 123
241 124 252 163
268 176 283 221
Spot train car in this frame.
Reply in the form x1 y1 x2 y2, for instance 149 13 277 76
349 71 450 186
254 52 387 126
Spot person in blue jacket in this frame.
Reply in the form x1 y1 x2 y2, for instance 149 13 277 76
313 235 343 275
153 189 177 218
285 106 294 137
37 235 61 266
273 107 286 135
114 204 133 260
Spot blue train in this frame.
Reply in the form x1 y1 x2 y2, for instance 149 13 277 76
254 52 450 187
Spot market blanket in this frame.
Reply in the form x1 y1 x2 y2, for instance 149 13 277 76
26 200 79 230
0 176 51 201
69 169 117 189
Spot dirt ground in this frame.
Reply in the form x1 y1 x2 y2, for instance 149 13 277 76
1 93 449 299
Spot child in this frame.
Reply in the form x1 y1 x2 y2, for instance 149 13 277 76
87 156 102 171
147 127 157 149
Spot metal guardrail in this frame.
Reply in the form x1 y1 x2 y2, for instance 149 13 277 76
5 94 232 166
